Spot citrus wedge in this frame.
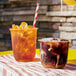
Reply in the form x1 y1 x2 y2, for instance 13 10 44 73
20 22 28 29
12 24 19 29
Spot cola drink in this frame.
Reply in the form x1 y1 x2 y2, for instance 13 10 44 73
39 38 69 69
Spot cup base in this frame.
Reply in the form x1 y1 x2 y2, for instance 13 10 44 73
15 58 34 62
41 63 65 69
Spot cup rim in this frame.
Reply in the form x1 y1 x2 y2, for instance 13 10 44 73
9 28 38 31
38 38 69 43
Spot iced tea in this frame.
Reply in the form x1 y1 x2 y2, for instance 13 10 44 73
10 25 37 62
39 38 69 68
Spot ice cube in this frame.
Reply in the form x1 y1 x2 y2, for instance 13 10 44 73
17 32 23 37
41 38 52 42
48 48 52 51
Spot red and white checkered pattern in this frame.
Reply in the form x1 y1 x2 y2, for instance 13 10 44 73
0 55 76 76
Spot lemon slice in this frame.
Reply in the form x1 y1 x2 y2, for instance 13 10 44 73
20 22 28 29
63 0 76 5
12 24 19 29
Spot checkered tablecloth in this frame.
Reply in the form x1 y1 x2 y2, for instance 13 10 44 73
0 55 76 76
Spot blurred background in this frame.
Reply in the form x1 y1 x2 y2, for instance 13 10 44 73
0 0 76 51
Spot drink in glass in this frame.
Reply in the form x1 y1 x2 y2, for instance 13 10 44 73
10 22 37 62
39 38 69 68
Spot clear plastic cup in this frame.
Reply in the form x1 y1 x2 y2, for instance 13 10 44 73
39 38 69 68
10 28 37 62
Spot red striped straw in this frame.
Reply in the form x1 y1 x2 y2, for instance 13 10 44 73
33 3 40 27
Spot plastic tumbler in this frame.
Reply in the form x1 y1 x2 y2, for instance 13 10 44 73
10 28 37 62
39 38 69 69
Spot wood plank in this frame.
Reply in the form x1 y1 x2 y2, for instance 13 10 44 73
2 10 46 16
59 26 76 32
9 0 35 2
47 11 76 16
60 32 76 39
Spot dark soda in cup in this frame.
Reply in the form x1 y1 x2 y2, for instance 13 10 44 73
39 38 69 69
